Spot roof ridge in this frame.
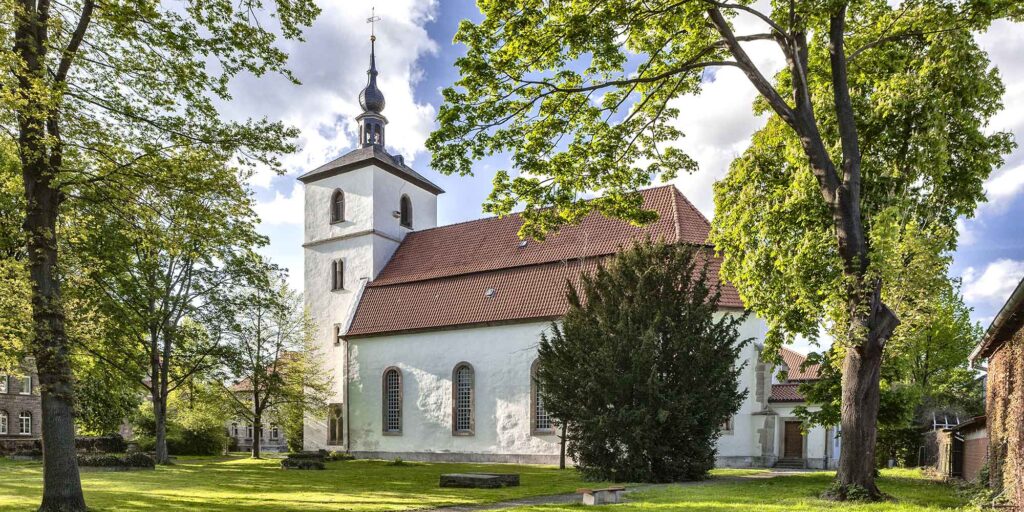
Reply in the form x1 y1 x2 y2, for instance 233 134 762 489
367 255 605 289
408 184 680 238
671 186 712 231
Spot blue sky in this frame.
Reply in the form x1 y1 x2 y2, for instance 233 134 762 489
228 1 1024 352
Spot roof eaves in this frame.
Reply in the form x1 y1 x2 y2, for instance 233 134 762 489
971 277 1024 363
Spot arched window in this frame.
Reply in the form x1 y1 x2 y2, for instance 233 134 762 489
327 404 343 444
382 367 402 435
19 411 31 435
331 260 344 291
452 363 475 435
531 360 554 434
330 190 345 223
0 410 7 435
399 195 412 228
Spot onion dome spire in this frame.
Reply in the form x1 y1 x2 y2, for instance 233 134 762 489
357 13 387 148
358 34 386 114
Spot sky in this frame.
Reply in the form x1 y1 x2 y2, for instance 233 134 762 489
228 1 1024 353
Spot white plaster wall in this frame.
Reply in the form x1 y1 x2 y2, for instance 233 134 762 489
301 161 439 451
372 169 438 240
716 314 769 459
347 321 561 457
348 313 769 460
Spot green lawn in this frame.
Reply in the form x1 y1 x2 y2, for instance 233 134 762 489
504 468 968 511
0 457 966 512
0 456 590 511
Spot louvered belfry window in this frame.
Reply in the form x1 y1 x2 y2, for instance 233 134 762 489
383 368 402 434
453 363 474 435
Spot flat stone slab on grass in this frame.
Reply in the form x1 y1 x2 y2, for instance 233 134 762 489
440 473 520 488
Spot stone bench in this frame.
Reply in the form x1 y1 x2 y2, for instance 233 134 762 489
577 486 626 505
439 473 520 488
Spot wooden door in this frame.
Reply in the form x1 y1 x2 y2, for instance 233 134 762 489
784 421 803 458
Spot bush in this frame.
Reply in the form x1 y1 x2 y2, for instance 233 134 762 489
327 451 354 461
281 457 325 470
76 434 127 454
77 453 155 469
536 242 748 483
168 425 228 456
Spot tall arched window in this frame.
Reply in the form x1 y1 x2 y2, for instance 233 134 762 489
399 195 412 228
330 190 345 223
531 360 554 434
382 367 402 435
327 404 343 444
0 410 8 435
452 362 475 435
18 411 31 435
331 260 344 291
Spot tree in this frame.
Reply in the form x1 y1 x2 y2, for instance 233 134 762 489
217 262 331 459
427 0 1020 497
73 149 259 464
536 241 748 482
2 0 318 507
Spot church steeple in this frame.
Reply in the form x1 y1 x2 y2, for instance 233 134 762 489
357 13 387 148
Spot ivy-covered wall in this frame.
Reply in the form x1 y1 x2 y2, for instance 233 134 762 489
987 328 1023 506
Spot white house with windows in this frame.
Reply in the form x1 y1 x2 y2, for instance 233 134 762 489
301 34 840 469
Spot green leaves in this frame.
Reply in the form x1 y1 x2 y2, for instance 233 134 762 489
537 241 749 482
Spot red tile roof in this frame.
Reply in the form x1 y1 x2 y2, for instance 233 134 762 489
346 185 743 338
780 347 820 381
770 383 805 402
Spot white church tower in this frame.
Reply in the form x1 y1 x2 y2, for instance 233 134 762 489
299 30 444 450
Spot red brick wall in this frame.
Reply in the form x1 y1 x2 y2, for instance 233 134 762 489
964 436 989 482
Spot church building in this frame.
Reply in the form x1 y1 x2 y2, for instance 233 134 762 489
301 33 840 469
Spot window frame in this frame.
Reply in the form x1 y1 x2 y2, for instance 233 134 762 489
270 424 280 441
18 411 31 436
0 375 6 394
246 422 254 440
531 360 555 435
381 367 403 436
20 375 30 395
331 259 345 291
399 194 412 228
230 422 238 437
721 416 735 435
327 404 343 444
0 410 7 435
330 189 345 224
451 362 475 436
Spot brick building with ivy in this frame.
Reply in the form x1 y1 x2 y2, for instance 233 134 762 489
971 277 1024 508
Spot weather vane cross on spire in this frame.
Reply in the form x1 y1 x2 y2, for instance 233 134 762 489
367 8 381 40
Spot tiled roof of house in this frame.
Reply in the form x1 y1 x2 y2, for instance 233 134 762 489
770 383 805 402
346 185 743 338
780 346 820 381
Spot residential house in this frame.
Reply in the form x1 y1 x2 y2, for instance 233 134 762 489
0 362 41 441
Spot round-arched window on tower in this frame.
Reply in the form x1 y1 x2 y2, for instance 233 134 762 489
399 195 412 228
330 189 345 223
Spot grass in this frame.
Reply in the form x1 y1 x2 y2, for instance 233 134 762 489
503 468 969 511
0 457 967 512
0 455 590 511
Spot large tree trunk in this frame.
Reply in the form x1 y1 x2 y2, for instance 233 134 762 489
25 180 87 511
252 418 262 459
833 288 899 499
15 1 88 510
153 394 170 464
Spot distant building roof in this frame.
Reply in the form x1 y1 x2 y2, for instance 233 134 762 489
770 383 805 403
780 346 821 381
346 185 743 338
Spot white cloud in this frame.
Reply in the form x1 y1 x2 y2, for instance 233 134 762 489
254 183 303 227
962 259 1024 307
220 1 441 189
981 164 1024 214
976 20 1024 216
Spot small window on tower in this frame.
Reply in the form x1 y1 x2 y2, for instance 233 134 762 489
331 260 345 291
330 190 345 224
400 195 412 228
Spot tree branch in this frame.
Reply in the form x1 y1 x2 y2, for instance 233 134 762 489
54 0 94 83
